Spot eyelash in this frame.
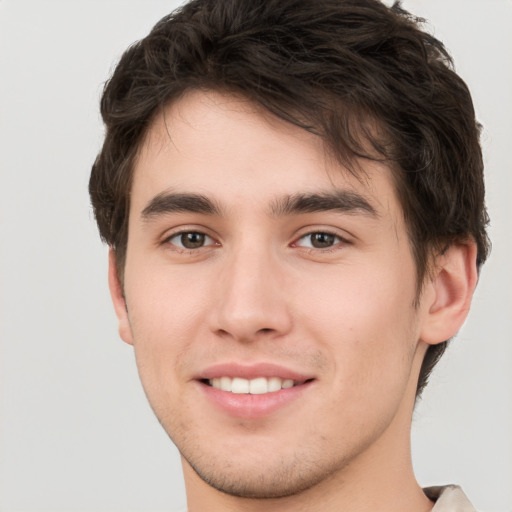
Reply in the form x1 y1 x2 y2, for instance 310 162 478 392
162 229 349 254
163 231 217 253
293 231 348 253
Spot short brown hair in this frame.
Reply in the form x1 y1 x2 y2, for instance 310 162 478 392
90 0 490 396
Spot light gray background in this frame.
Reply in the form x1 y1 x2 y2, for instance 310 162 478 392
0 1 510 511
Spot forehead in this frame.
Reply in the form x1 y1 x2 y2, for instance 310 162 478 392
132 90 399 217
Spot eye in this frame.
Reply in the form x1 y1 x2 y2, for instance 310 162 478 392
167 231 215 250
295 232 344 249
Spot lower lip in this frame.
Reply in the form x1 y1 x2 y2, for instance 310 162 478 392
198 381 314 419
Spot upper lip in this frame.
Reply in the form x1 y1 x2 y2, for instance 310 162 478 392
196 362 314 382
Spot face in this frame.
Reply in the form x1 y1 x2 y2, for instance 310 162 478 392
115 90 432 499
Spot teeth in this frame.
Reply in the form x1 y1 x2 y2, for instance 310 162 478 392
268 377 282 392
249 377 268 395
282 379 294 389
231 377 250 394
220 376 231 391
208 376 301 394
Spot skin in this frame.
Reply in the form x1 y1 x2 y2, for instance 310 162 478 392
109 90 478 512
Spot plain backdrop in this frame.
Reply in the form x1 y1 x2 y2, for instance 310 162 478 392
0 1 511 511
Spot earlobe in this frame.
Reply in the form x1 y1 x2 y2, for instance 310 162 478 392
420 241 478 346
108 249 134 346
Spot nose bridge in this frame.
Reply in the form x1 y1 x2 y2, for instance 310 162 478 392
212 236 291 341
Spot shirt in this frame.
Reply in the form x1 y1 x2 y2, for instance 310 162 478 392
426 485 477 511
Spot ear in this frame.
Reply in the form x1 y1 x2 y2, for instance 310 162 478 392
108 248 134 345
420 241 478 346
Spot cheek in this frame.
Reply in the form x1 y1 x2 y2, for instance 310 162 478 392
298 258 419 388
123 266 211 387
126 259 210 332
308 285 418 441
301 257 416 334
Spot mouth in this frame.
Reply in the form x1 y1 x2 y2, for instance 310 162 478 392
196 364 316 419
203 376 310 394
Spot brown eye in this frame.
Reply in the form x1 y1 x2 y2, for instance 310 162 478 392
310 233 336 248
296 232 342 249
168 231 213 249
181 232 205 248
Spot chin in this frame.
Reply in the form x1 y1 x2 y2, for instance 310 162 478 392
182 445 349 500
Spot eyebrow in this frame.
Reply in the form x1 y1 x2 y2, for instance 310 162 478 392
269 190 378 218
140 189 378 221
141 192 222 220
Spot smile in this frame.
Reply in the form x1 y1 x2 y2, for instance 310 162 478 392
208 376 305 394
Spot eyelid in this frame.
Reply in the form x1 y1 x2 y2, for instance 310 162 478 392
291 228 351 251
293 226 350 241
169 232 214 247
161 226 220 250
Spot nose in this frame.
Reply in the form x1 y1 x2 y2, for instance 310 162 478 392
209 245 293 343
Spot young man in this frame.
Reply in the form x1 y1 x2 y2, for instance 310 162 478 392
89 0 489 510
